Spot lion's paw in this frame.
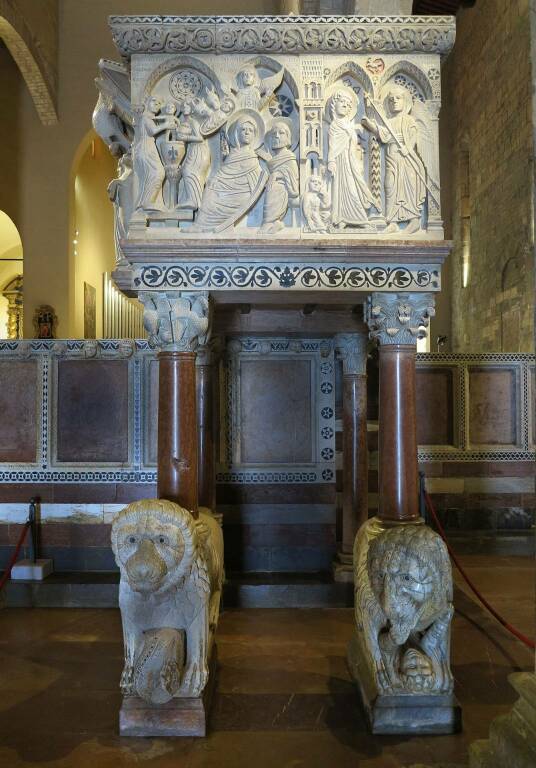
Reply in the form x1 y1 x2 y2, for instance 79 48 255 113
182 660 209 697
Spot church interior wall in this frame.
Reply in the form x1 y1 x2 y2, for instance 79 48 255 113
442 0 535 353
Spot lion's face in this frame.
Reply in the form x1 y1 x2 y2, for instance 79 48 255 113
368 525 451 646
111 500 196 596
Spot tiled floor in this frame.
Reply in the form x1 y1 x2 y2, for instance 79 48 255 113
0 554 533 768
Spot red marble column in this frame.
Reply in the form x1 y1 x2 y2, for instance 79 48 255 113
377 344 419 522
196 341 219 512
367 293 435 524
335 333 369 561
157 351 199 517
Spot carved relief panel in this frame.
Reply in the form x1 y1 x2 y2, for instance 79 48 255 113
95 16 454 247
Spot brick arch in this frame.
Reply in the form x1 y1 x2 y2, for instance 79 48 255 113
0 0 57 125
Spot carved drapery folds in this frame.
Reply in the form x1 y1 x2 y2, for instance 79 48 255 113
366 291 435 345
140 291 210 352
96 16 455 247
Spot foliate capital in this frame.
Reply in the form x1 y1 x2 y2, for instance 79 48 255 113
140 291 210 352
365 292 435 346
334 333 368 375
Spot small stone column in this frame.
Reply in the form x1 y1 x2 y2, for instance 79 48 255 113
347 293 460 735
366 293 434 522
196 337 220 514
333 333 368 582
140 291 210 518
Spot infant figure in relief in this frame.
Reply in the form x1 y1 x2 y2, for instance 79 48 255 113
260 118 299 235
133 97 179 212
301 175 331 234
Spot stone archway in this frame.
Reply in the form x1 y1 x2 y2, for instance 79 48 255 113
0 0 57 125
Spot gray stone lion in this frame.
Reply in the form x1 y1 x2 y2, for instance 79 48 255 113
352 519 453 696
111 499 223 704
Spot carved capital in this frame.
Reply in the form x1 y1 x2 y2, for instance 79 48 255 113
334 333 368 376
196 335 222 366
365 292 435 346
140 291 210 352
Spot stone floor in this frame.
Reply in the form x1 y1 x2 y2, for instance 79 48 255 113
0 554 533 768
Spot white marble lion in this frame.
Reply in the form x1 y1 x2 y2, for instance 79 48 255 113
111 499 223 704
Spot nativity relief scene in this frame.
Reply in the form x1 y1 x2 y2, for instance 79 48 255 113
94 49 443 244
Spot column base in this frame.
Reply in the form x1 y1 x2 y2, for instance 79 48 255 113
348 631 461 735
469 673 536 768
332 551 353 583
119 645 217 737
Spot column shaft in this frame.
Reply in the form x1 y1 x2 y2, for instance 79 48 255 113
341 373 368 553
197 361 216 512
378 344 419 522
157 351 198 516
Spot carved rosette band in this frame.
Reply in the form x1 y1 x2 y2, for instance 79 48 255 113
365 292 435 346
334 333 368 376
140 291 210 352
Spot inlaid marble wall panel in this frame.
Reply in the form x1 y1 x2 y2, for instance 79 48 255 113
0 360 39 463
239 359 313 465
55 360 130 464
416 366 455 447
467 366 519 448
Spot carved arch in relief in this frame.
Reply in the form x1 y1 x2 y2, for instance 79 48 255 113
140 54 226 105
324 61 374 98
378 60 433 102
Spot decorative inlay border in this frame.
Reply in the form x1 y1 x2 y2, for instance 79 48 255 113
109 15 456 57
134 263 440 292
218 337 335 483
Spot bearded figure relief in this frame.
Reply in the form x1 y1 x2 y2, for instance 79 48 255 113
350 521 454 696
111 500 224 704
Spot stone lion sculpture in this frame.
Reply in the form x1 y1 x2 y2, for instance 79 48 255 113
352 520 453 696
111 499 224 704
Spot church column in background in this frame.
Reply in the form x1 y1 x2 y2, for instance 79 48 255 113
140 291 211 518
196 335 221 514
333 332 368 582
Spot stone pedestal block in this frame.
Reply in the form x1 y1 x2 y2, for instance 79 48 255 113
119 646 217 737
10 558 53 581
469 673 536 768
348 631 461 734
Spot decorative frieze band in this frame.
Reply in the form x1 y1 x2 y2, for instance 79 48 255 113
109 15 456 57
130 263 440 292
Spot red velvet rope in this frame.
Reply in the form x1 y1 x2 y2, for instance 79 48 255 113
424 490 535 651
0 521 31 592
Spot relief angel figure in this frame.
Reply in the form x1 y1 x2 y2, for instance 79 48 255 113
233 65 284 111
192 110 268 233
260 118 299 234
326 87 376 230
362 85 438 234
133 97 179 212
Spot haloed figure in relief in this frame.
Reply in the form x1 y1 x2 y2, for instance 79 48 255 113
326 87 375 230
193 110 268 233
260 118 299 234
133 97 179 212
362 86 426 234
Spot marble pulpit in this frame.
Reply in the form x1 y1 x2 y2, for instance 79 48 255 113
94 13 458 737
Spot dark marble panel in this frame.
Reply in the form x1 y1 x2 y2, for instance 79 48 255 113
223 523 335 547
531 366 535 446
239 358 312 464
56 360 129 463
468 367 518 446
0 360 39 462
416 366 455 446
